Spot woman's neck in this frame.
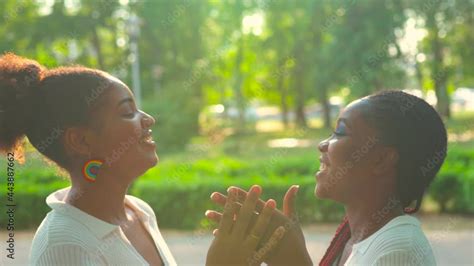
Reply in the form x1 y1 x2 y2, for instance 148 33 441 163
345 194 404 244
66 171 132 226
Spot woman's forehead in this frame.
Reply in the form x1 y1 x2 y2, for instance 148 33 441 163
339 99 368 123
104 79 133 102
91 79 133 116
339 98 378 139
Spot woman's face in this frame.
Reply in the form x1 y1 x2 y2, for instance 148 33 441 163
87 76 158 182
315 99 389 204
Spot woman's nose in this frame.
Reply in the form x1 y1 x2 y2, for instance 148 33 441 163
142 111 156 127
318 139 329 152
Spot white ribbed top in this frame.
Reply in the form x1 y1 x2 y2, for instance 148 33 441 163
344 215 436 265
28 186 177 266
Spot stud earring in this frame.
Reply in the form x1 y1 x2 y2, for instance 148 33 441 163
82 159 103 183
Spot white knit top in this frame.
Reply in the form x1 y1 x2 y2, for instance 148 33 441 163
28 186 177 266
341 214 436 265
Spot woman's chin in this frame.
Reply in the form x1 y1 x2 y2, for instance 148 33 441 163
148 153 159 167
315 170 329 198
140 153 159 170
314 183 329 198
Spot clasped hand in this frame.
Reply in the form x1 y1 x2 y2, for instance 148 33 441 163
206 185 313 266
206 185 286 265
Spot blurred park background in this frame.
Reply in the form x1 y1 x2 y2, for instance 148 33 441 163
0 0 473 265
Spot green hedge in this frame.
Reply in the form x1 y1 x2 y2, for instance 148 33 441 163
0 146 472 230
131 176 345 229
430 148 474 213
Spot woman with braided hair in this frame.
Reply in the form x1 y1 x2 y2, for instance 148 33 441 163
207 90 447 265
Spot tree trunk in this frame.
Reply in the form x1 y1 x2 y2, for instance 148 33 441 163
91 27 105 69
276 63 289 128
234 36 246 134
320 88 331 129
294 76 307 128
414 57 426 98
292 46 307 128
432 43 451 117
427 12 451 118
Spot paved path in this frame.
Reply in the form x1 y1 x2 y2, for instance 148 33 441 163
1 215 472 265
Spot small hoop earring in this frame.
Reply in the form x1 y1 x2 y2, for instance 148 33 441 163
82 159 103 183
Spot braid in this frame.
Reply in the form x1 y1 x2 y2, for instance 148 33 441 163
319 216 351 266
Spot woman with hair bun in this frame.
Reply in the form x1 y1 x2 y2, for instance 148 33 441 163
0 52 176 265
0 53 283 266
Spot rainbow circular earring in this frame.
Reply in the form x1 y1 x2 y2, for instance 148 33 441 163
82 159 104 183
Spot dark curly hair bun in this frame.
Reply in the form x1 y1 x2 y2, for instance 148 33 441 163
0 52 44 154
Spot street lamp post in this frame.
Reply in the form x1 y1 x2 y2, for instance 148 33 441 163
128 13 142 108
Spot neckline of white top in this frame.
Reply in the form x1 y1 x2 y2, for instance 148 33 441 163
351 214 420 254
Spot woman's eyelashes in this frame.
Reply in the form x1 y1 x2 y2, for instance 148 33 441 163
331 122 347 137
122 108 137 118
121 104 139 118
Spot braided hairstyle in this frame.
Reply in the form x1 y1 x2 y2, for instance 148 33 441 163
320 90 448 265
0 53 113 170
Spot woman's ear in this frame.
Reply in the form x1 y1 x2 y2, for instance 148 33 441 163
63 126 94 157
373 147 399 175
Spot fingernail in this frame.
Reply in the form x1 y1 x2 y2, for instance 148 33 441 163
294 185 300 193
267 199 276 209
210 192 218 200
227 186 234 193
205 210 212 217
228 187 236 196
251 185 261 194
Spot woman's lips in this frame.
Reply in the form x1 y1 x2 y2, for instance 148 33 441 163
319 156 330 171
316 156 330 179
139 129 156 147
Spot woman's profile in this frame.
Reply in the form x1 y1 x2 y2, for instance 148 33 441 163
0 53 176 265
0 53 282 266
207 90 447 265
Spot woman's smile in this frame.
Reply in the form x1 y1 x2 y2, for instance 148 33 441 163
139 129 156 148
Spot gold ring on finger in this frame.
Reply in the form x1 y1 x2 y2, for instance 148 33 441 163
250 233 260 240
